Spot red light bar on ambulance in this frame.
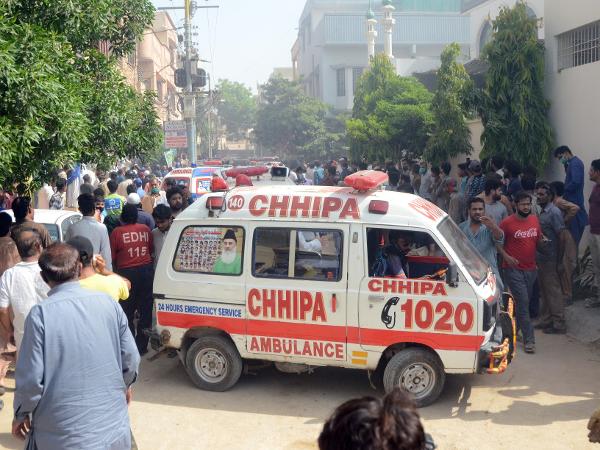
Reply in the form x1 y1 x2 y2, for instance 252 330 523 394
344 170 388 191
369 200 388 214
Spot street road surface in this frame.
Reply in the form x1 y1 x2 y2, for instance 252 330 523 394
0 333 598 449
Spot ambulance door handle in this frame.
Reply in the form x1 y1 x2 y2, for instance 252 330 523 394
368 295 385 302
331 293 337 313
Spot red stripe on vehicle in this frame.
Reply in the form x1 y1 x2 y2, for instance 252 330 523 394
157 312 483 351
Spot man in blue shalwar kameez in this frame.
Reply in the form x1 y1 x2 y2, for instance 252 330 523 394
12 243 140 450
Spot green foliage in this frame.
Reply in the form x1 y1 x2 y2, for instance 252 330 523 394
255 76 331 156
425 43 473 165
0 16 89 189
216 79 257 140
5 0 155 57
348 54 433 162
76 51 162 170
478 2 553 171
0 0 160 190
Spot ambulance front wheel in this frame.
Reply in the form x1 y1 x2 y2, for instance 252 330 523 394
383 348 445 408
185 335 243 392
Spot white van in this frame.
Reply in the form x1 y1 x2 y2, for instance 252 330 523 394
152 180 515 406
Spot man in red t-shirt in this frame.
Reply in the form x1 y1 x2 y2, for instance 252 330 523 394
499 191 543 354
110 204 154 355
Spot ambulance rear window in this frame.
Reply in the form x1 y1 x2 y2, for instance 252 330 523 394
252 228 343 281
173 226 244 276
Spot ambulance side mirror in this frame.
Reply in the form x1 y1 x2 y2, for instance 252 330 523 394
446 263 459 287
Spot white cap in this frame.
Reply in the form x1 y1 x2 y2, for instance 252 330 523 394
126 193 141 205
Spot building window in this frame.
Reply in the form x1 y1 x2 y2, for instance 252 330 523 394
352 67 364 94
336 68 346 97
127 50 137 67
558 20 600 71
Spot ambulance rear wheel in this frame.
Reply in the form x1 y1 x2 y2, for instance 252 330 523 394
383 348 445 407
185 336 243 392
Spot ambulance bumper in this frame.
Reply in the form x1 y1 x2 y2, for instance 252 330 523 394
478 293 516 375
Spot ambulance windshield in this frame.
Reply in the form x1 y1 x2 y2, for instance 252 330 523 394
437 218 489 285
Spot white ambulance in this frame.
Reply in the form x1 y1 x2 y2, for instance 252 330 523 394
152 174 515 406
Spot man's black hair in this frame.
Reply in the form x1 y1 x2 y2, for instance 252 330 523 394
107 180 118 193
82 174 91 183
484 178 502 196
388 171 400 186
0 211 12 237
126 183 137 195
11 196 31 221
504 160 521 178
554 145 572 157
121 204 138 225
166 186 183 201
55 178 66 191
93 187 105 197
77 193 96 216
514 191 532 204
521 175 536 191
592 159 600 172
549 181 565 197
441 161 451 176
152 204 172 221
491 155 505 170
468 197 485 209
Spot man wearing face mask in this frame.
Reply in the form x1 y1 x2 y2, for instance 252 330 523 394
554 146 588 245
499 191 543 354
141 175 167 214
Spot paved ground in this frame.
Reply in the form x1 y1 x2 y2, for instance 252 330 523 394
0 332 599 450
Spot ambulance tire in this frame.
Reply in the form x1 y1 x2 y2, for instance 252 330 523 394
185 336 243 392
383 348 445 408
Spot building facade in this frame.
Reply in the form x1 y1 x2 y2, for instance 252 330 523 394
464 0 544 59
137 12 182 123
292 0 470 111
544 0 600 235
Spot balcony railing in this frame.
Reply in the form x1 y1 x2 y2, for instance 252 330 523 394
319 13 469 45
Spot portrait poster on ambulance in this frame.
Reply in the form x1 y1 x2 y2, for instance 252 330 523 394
174 226 244 275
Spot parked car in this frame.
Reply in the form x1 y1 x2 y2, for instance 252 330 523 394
4 209 82 243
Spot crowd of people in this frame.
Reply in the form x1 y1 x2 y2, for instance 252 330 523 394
0 147 599 448
296 148 599 355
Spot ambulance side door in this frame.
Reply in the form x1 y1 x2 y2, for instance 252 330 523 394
245 223 349 365
357 226 479 371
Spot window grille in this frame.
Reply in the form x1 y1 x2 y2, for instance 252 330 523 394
336 68 346 97
558 20 600 71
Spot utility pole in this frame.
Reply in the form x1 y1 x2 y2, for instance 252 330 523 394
183 0 196 164
158 2 218 164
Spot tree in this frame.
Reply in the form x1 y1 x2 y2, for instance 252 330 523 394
254 76 329 157
0 16 90 189
0 0 159 190
425 43 473 165
478 2 553 171
347 54 433 162
215 79 256 141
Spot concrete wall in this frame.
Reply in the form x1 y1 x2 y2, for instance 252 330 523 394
544 0 600 245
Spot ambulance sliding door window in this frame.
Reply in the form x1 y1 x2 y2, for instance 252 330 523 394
172 226 244 276
252 228 343 281
366 228 447 278
253 228 291 278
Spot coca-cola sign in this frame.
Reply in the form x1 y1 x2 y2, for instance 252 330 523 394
514 228 538 239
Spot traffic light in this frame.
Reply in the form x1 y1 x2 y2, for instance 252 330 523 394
175 68 187 88
192 68 207 89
